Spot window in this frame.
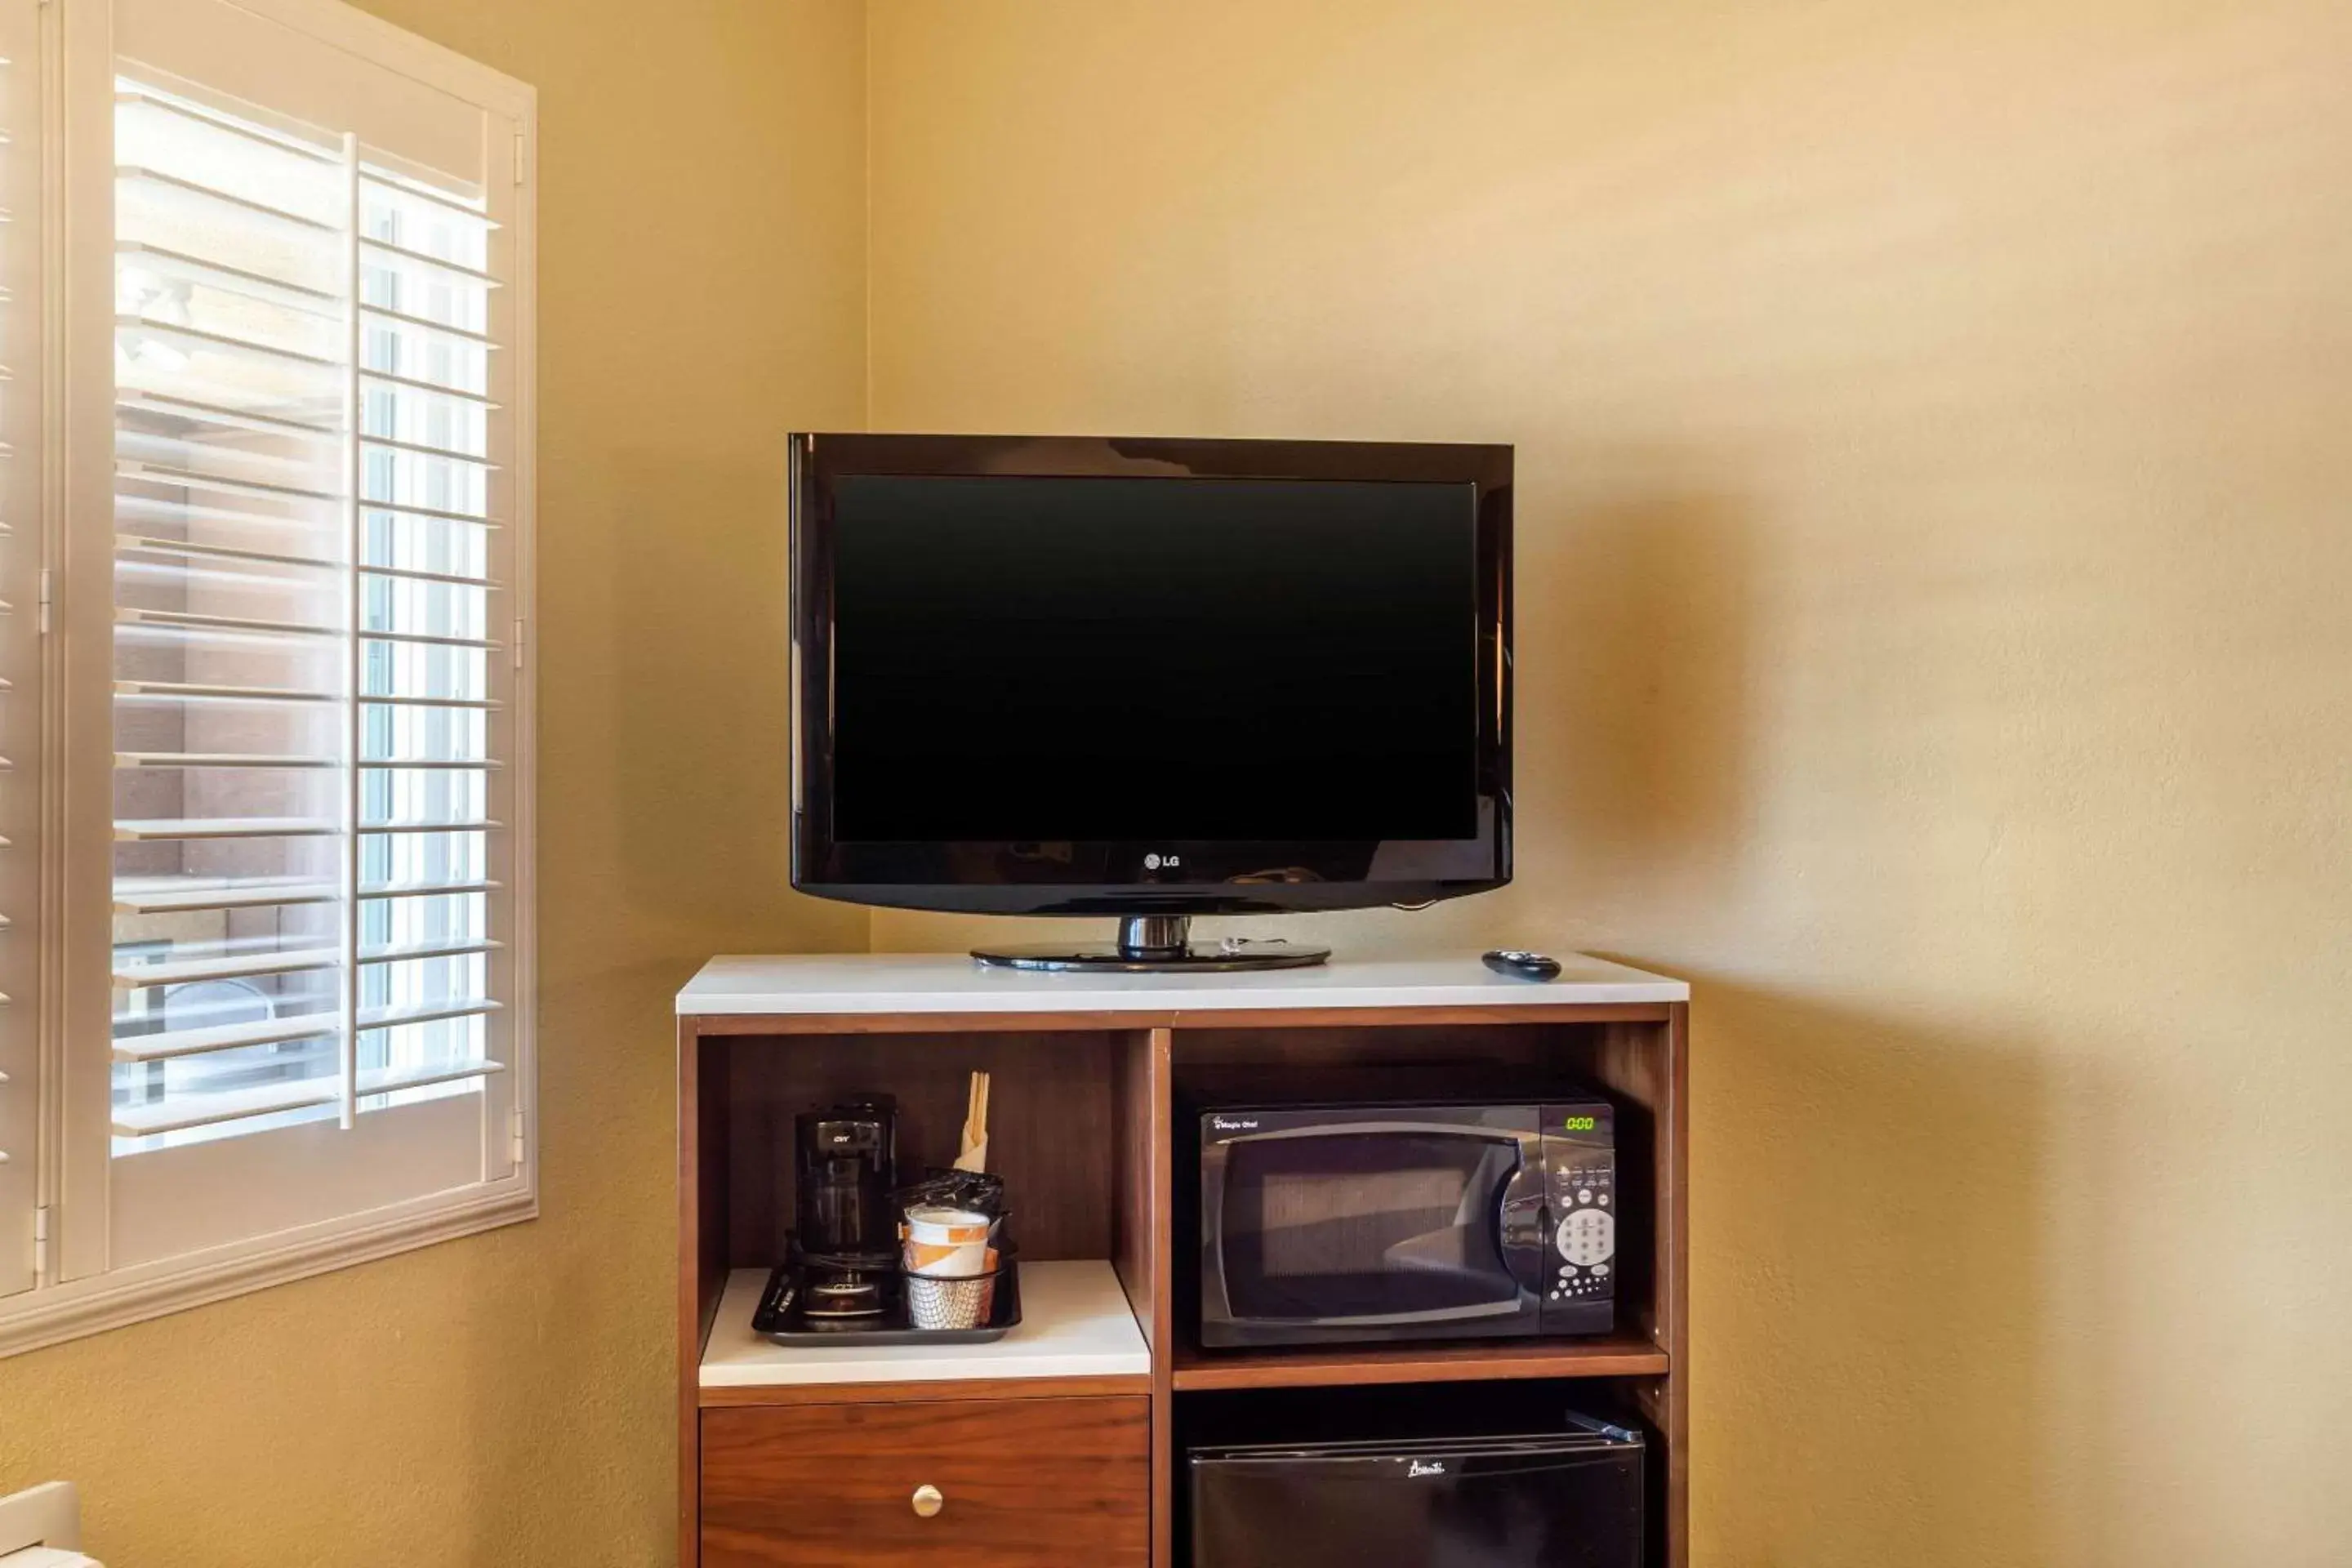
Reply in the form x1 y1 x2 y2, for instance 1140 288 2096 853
0 0 534 1356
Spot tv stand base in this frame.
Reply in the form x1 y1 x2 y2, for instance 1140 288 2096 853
971 915 1330 973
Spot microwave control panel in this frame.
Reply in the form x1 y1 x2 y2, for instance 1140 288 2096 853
1543 1107 1617 1307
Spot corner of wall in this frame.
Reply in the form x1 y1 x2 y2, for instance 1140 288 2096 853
858 0 879 957
860 0 875 441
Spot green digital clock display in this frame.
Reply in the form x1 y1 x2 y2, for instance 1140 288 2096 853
1562 1116 1598 1132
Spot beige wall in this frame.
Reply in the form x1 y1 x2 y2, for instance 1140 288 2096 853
8 2 2351 1564
0 2 868 1563
866 2 2352 1564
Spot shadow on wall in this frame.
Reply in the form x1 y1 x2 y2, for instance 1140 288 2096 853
607 448 803 928
455 945 699 1566
1241 476 1759 960
1659 973 2066 1568
1555 490 2074 1564
1517 480 1759 920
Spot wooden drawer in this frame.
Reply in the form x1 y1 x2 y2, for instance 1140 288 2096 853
702 1394 1151 1567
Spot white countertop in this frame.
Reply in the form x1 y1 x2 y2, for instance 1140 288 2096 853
678 951 1686 1015
700 1258 1150 1390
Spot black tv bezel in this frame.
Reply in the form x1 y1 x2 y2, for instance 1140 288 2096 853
790 432 1513 917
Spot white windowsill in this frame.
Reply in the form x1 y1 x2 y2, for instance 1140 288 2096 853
0 1178 536 1360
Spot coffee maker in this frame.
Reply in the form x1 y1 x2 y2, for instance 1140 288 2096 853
792 1097 898 1320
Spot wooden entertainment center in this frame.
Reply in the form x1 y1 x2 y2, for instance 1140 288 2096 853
676 954 1690 1567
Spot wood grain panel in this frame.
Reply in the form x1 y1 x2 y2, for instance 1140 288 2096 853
1662 1003 1690 1568
697 1038 733 1350
1111 1029 1156 1348
700 1373 1149 1408
1169 1333 1669 1391
688 1009 1169 1036
1605 1004 1690 1568
679 1025 731 1568
1174 1021 1560 1072
683 997 1688 1568
684 1002 1671 1036
723 1031 1116 1268
1143 1027 1175 1568
1164 1003 1673 1030
702 1396 1150 1567
1588 1018 1673 1352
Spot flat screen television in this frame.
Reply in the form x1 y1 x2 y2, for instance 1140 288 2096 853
790 433 1512 970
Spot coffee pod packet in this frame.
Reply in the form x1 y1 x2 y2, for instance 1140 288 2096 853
895 1169 1005 1219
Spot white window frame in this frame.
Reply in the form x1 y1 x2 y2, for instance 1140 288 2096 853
0 0 537 1359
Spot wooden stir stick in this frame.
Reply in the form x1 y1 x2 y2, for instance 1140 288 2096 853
954 1069 991 1173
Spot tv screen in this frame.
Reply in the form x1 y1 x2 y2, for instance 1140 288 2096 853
830 474 1477 844
793 434 1512 918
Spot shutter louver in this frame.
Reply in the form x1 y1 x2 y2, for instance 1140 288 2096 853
108 74 508 1150
0 4 38 1298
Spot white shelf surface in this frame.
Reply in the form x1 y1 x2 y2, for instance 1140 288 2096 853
679 951 1687 1017
700 1258 1150 1391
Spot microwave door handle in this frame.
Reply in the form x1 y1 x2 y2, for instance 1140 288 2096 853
1499 1143 1548 1295
1201 1143 1234 1323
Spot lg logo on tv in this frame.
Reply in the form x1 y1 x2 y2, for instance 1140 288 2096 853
1143 853 1180 870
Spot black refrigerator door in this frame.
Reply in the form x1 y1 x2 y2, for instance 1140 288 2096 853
1191 1442 1642 1568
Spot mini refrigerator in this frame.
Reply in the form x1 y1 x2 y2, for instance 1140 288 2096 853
1189 1416 1644 1568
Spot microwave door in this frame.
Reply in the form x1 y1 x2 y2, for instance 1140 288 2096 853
1210 1123 1533 1330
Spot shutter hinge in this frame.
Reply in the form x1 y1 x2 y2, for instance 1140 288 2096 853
509 1104 527 1166
512 131 527 187
512 617 525 670
33 1205 48 1282
36 568 51 635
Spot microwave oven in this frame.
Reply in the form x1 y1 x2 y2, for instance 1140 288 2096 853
1197 1101 1616 1348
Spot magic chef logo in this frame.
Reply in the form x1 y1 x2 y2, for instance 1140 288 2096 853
1407 1459 1447 1478
1210 1116 1260 1132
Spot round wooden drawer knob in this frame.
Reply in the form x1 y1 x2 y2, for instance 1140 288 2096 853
911 1484 945 1519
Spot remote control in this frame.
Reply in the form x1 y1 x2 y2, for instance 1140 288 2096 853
1483 949 1563 981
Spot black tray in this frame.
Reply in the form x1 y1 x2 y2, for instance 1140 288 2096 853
751 1257 1023 1346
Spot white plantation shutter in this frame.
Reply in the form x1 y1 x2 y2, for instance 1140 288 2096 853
24 0 532 1305
105 75 510 1153
0 0 42 1301
0 0 532 1353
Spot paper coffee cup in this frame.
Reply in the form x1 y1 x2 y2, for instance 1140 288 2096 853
978 1245 1000 1316
903 1205 991 1245
901 1205 993 1278
903 1237 987 1277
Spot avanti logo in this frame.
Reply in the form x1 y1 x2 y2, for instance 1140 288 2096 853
1406 1459 1447 1478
